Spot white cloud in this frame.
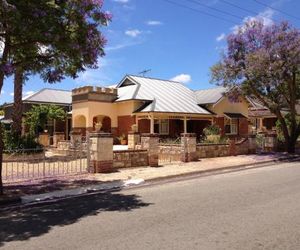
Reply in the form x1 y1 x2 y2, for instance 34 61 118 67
125 29 142 37
10 92 14 97
170 74 192 84
146 20 163 26
113 0 129 3
232 8 275 33
106 41 142 51
216 33 226 42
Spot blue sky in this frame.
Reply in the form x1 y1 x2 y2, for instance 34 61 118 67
1 0 300 104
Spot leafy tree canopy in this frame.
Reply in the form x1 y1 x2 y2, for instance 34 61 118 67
211 20 300 152
0 0 111 86
25 104 66 135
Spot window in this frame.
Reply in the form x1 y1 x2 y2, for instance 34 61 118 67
225 118 238 135
154 119 169 135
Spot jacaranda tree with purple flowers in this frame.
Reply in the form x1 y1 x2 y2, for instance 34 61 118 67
211 20 300 153
0 0 111 195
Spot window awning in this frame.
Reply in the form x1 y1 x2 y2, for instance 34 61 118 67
224 113 247 119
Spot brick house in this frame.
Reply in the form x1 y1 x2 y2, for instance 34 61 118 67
2 89 72 141
72 75 251 139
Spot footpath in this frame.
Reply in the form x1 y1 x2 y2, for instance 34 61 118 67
1 152 299 209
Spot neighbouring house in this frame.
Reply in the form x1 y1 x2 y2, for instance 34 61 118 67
248 99 300 134
72 75 251 139
2 88 72 141
195 87 250 137
248 99 278 133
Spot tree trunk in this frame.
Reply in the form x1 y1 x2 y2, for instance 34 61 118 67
0 125 3 195
286 140 296 154
12 67 24 136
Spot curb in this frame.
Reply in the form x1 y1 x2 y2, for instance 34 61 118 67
1 155 299 211
143 155 300 184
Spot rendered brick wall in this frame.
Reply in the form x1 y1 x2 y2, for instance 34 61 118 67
213 117 225 135
239 118 249 136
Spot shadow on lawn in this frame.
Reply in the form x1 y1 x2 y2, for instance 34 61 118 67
0 189 151 246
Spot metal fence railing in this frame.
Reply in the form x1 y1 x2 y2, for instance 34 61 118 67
2 148 88 183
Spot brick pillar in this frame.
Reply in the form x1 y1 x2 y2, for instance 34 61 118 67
181 133 197 162
141 134 159 167
248 134 257 154
53 132 65 147
128 132 141 150
229 139 237 156
70 131 82 148
264 134 277 152
89 132 113 173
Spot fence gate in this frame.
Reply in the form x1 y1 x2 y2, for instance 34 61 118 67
158 140 182 164
3 145 88 183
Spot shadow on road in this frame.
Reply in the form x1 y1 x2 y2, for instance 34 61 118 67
5 178 119 196
0 190 151 246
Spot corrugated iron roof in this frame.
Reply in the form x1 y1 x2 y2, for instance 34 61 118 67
194 87 228 105
116 75 212 115
23 88 72 105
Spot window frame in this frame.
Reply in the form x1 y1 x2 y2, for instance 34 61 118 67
154 119 169 135
224 117 238 135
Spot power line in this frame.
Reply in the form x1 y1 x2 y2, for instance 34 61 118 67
185 0 244 21
253 0 300 21
162 0 237 24
219 0 258 16
220 0 282 23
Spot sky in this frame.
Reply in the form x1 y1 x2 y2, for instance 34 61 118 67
1 0 300 104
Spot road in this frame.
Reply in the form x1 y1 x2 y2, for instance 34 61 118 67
1 161 300 250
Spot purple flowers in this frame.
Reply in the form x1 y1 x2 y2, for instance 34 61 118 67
0 63 14 75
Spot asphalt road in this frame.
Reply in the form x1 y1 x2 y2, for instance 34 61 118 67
1 161 300 250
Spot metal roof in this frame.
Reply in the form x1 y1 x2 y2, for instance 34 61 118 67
116 75 212 115
23 88 72 105
194 87 228 105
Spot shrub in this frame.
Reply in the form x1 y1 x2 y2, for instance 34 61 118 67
201 124 228 144
3 130 42 151
203 124 221 136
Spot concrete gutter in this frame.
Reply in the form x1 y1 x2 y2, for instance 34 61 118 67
1 155 300 211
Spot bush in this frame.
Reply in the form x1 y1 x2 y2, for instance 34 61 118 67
3 130 42 151
201 124 228 144
203 124 221 136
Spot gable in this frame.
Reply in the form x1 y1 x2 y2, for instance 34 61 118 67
211 95 249 117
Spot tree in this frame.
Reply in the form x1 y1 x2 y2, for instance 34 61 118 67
25 105 66 136
211 20 300 153
0 0 111 195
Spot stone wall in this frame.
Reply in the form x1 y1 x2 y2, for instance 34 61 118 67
196 137 255 158
196 143 230 158
113 150 148 168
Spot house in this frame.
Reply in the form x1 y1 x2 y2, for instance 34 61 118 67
72 75 251 139
195 87 249 137
2 88 72 140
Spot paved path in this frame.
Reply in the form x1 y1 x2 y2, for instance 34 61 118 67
1 161 300 249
